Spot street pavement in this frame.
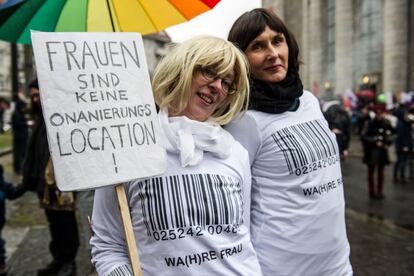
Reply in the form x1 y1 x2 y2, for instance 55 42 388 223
1 135 413 275
341 137 414 276
1 151 95 276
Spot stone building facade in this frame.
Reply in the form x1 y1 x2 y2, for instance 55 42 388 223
263 0 414 98
0 42 20 99
0 42 10 98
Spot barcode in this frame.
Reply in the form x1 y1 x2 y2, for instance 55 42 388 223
136 174 243 236
272 119 338 175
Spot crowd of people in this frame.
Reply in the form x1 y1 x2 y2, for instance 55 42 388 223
321 92 414 199
0 7 413 276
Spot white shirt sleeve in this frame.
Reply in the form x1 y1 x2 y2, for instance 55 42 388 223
225 112 262 166
90 185 133 276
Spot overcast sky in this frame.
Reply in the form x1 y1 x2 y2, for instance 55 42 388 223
166 0 261 42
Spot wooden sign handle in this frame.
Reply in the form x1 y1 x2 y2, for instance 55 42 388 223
115 184 142 276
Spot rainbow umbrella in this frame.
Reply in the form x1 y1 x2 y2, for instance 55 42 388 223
0 0 221 44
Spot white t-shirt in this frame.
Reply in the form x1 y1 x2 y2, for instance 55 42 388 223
91 114 262 276
226 91 353 276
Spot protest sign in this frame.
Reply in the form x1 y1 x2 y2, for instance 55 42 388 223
31 32 166 191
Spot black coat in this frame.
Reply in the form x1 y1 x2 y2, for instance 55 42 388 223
21 114 75 211
394 115 413 153
361 117 394 166
22 113 49 194
11 99 28 140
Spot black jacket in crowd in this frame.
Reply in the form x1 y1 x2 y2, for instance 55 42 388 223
361 116 395 166
22 113 49 195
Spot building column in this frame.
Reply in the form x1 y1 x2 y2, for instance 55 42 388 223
308 0 323 96
335 0 353 96
262 0 285 20
410 0 414 90
383 0 408 93
300 0 310 89
23 45 35 88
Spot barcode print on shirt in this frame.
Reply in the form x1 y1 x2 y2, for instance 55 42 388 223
271 119 338 175
136 174 243 236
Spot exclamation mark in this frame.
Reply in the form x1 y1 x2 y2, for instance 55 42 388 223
112 153 118 173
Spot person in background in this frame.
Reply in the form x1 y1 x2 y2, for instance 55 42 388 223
22 79 79 276
393 103 414 183
324 102 352 160
0 98 10 134
361 104 394 199
0 164 26 275
226 8 353 276
76 189 95 275
356 105 371 135
91 36 262 276
11 92 29 175
409 103 414 180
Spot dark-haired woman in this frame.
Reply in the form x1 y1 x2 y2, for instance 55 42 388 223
226 8 353 276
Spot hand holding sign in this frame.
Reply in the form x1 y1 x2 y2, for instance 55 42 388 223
32 32 166 276
31 32 166 192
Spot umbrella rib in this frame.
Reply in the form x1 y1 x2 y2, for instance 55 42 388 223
106 0 115 32
138 1 159 32
166 0 189 20
167 0 210 20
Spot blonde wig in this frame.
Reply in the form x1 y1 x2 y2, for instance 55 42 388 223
152 35 249 125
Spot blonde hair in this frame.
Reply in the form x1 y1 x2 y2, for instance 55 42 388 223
152 35 249 125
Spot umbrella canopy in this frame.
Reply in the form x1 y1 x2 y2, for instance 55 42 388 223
0 0 220 44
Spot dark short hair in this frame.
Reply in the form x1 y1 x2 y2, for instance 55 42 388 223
28 79 38 90
228 8 300 74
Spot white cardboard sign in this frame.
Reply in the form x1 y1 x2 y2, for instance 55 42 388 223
31 32 166 191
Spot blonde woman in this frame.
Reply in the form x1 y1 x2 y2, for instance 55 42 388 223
91 36 262 276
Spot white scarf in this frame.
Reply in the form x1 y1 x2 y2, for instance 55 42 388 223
158 108 234 167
